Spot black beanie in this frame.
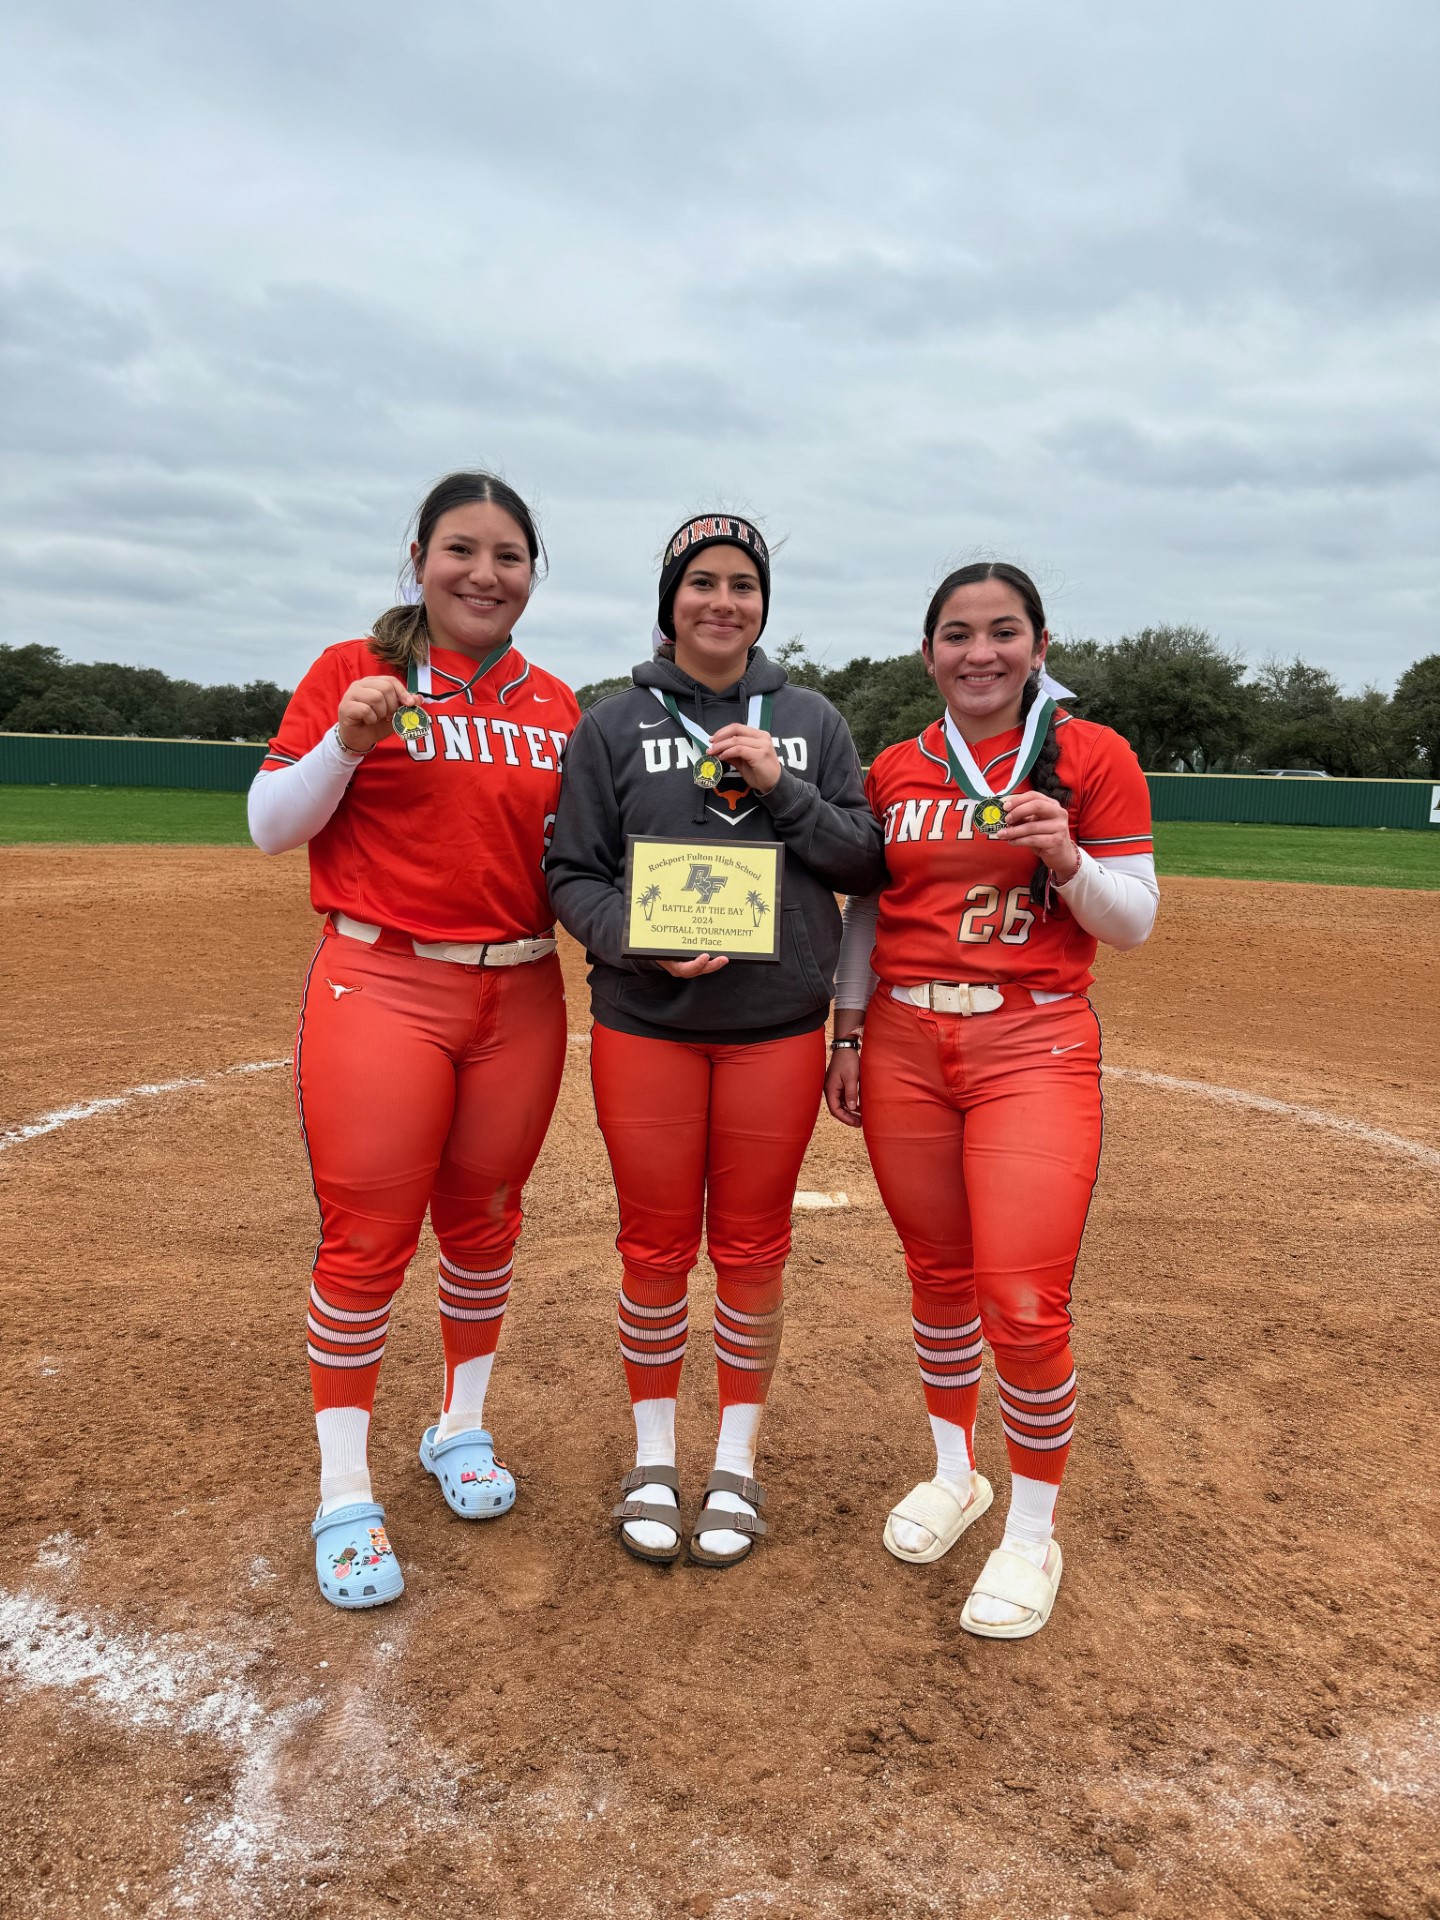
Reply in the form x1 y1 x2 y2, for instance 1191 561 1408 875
655 514 771 642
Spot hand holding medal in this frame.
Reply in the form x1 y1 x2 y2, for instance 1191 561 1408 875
989 790 1081 880
704 722 783 795
336 675 429 755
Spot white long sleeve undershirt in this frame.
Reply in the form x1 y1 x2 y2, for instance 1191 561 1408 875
247 728 367 854
834 851 1159 1011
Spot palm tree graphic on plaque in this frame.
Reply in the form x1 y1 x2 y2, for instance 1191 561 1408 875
639 883 662 922
746 889 769 929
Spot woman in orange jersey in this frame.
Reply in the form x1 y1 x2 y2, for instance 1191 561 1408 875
825 561 1157 1639
248 471 580 1610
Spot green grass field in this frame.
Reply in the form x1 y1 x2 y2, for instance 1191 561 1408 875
1 786 1437 888
0 785 251 843
1152 821 1439 889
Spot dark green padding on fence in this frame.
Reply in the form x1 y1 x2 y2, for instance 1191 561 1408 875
2 733 1438 826
1147 773 1439 829
0 734 267 792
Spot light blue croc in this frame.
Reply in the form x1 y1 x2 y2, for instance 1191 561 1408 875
311 1501 404 1610
418 1426 517 1520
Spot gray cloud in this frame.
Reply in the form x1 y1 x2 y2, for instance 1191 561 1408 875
1 0 1436 695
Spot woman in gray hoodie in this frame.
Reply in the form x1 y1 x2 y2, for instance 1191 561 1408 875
547 514 884 1568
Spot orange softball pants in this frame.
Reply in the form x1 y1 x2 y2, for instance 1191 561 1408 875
589 1022 827 1409
294 924 566 1412
859 987 1103 1485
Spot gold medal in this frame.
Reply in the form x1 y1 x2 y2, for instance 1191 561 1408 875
693 754 723 790
392 704 432 742
974 797 1007 836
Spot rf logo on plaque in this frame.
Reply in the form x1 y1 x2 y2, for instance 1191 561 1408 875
623 837 784 960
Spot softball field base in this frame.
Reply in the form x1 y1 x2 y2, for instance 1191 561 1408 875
2 846 1437 1920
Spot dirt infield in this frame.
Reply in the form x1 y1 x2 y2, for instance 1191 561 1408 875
2 846 1438 1920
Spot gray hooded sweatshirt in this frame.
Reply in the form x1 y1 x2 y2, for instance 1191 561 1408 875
547 647 885 1044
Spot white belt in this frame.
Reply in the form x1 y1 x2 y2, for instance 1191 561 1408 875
893 981 1005 1016
331 911 557 968
891 982 1074 1015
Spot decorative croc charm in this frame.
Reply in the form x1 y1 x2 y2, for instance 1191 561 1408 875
418 1426 517 1520
312 1502 404 1611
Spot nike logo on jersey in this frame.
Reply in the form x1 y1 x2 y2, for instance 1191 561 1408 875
1050 1041 1085 1054
638 717 668 728
326 980 360 1000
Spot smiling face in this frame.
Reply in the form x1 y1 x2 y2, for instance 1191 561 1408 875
670 545 764 688
924 578 1047 740
412 502 533 659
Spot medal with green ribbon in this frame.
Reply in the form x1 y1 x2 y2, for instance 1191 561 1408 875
942 696 1056 835
650 688 775 788
394 642 514 741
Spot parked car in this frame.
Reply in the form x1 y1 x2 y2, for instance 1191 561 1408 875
1254 768 1333 778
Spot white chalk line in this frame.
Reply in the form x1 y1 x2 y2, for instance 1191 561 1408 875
1105 1065 1440 1172
2 1052 1436 1179
0 1058 289 1155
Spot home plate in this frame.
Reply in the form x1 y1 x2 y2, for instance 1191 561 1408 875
793 1191 850 1210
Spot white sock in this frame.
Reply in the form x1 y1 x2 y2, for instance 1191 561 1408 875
967 1475 1059 1627
622 1397 679 1552
930 1412 973 1489
435 1353 495 1443
1004 1472 1058 1547
316 1406 372 1517
889 1415 977 1555
697 1402 765 1554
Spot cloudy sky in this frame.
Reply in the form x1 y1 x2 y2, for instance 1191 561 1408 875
2 1 1436 697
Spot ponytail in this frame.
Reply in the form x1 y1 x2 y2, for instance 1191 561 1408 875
369 602 430 670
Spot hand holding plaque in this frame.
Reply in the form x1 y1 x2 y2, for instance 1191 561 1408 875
624 837 785 961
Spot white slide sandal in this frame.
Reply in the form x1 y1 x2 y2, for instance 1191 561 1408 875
959 1540 1064 1639
882 1472 994 1565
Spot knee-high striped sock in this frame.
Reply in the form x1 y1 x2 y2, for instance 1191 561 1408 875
435 1252 512 1442
696 1271 784 1554
713 1268 784 1410
967 1348 1077 1627
617 1272 689 1403
306 1279 393 1515
995 1347 1077 1491
616 1275 689 1553
910 1284 982 1479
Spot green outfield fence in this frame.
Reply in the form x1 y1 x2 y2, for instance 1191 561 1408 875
1 733 1438 827
1146 772 1440 829
0 734 266 791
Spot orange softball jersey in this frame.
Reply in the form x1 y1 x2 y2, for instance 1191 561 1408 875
865 711 1153 996
263 639 580 943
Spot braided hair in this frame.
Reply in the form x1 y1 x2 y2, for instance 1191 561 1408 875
922 561 1071 904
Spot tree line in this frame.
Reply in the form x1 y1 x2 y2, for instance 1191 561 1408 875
0 644 291 743
5 630 1439 777
583 627 1440 777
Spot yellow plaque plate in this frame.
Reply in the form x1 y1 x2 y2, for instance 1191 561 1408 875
623 836 784 960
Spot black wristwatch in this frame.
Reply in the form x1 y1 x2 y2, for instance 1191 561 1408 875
830 1034 861 1052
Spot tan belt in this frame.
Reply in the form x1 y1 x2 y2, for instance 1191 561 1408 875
893 981 1005 1016
331 911 557 968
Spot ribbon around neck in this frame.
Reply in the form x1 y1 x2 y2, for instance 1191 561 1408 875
650 685 774 750
942 694 1056 803
408 641 512 702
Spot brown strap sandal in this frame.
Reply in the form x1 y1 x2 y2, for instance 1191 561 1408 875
612 1464 683 1565
688 1469 770 1568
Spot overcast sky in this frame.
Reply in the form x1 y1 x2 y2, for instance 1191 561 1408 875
2 1 1436 697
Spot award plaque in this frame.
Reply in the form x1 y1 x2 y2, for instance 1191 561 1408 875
623 837 784 960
